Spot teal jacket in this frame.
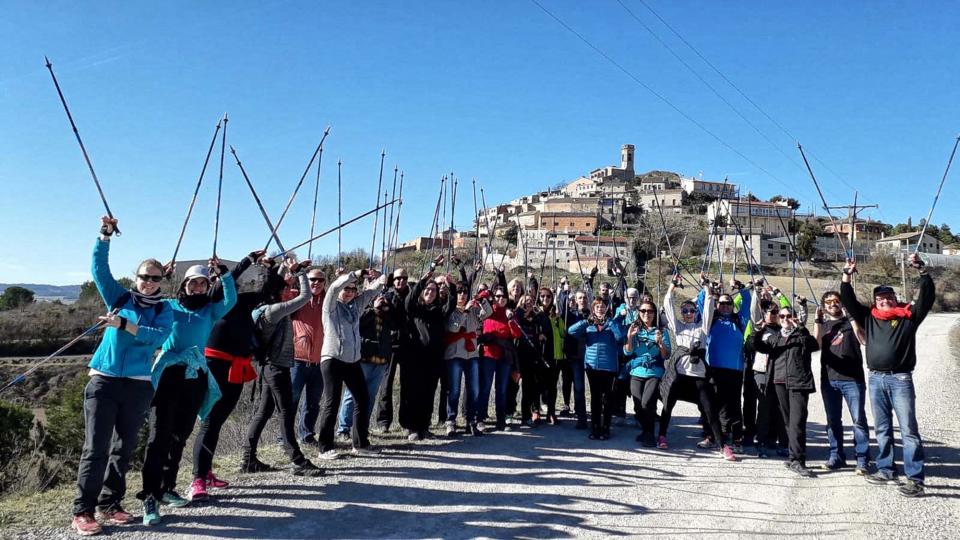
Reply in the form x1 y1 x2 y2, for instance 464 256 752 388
623 326 672 379
88 239 173 378
567 319 624 373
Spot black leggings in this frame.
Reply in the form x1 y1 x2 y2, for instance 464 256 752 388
517 344 541 421
630 376 660 435
192 358 246 479
138 364 206 500
775 384 810 463
317 358 371 452
585 368 616 433
559 359 573 409
660 374 723 442
710 367 744 443
539 362 560 416
244 364 306 465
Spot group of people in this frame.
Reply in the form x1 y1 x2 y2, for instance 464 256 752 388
69 216 936 537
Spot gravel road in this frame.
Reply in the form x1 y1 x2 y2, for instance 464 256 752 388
18 314 960 539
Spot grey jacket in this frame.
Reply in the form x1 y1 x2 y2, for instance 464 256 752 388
321 270 382 363
253 272 311 368
443 299 493 360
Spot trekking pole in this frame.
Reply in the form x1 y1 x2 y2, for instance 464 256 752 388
171 118 222 265
380 190 389 273
472 178 480 264
264 128 331 253
212 113 228 257
307 141 328 261
701 178 729 274
0 312 116 395
384 166 399 268
44 56 121 235
440 176 449 272
421 176 446 276
915 135 960 255
230 146 286 252
369 149 387 268
448 174 458 273
337 159 343 267
389 171 405 270
774 209 819 306
650 191 699 288
275 199 400 260
798 143 850 257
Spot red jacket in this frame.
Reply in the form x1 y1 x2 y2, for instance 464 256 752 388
284 286 325 363
480 303 521 360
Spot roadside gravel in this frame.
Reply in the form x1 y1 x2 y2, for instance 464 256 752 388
14 314 959 539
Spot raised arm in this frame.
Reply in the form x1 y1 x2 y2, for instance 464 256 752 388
91 238 126 308
406 274 428 313
700 289 716 335
264 272 311 324
911 272 935 326
663 283 679 334
357 273 386 311
210 272 238 320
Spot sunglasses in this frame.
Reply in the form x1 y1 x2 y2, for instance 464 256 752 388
680 308 697 315
494 294 505 298
779 313 793 319
308 278 325 283
343 287 358 292
137 274 163 283
823 299 840 305
638 309 655 314
718 301 732 306
394 276 408 281
539 294 552 299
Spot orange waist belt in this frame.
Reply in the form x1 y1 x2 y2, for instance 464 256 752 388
204 348 257 384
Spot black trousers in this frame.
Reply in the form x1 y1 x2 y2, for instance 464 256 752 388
192 358 245 479
559 358 573 409
630 376 660 436
73 376 153 515
660 374 723 442
244 364 306 465
585 368 616 433
709 367 744 443
517 343 542 422
317 358 371 452
399 354 442 433
775 384 810 464
755 374 788 448
742 364 759 444
375 352 400 429
436 366 450 425
138 365 206 500
539 361 560 416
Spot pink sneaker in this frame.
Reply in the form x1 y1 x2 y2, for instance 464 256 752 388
720 445 738 462
657 436 668 449
71 513 102 536
188 478 209 501
205 470 230 489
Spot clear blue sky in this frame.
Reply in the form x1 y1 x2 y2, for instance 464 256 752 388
2 1 958 285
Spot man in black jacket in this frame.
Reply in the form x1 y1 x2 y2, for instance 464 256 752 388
840 253 934 497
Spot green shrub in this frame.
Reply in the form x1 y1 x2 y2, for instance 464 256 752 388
0 401 32 464
41 376 87 465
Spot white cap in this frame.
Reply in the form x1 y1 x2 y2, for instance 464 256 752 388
182 264 210 285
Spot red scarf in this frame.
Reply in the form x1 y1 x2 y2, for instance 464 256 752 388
871 303 912 321
445 329 477 352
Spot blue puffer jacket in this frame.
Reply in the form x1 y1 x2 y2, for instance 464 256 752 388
88 239 173 378
567 319 624 373
623 326 672 379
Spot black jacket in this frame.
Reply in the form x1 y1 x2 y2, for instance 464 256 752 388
359 307 394 363
404 276 456 359
753 325 819 392
840 274 935 373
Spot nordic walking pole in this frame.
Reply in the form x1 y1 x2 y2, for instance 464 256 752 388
230 145 287 252
337 159 343 268
44 56 121 235
308 143 327 261
369 149 386 268
276 199 400 260
472 178 480 263
774 208 819 306
380 190 390 274
448 174 458 272
916 135 960 255
171 118 222 265
422 177 446 276
389 171 405 270
798 143 850 257
1 312 115 395
440 176 449 271
212 113 228 257
264 127 331 253
385 166 399 266
650 192 699 289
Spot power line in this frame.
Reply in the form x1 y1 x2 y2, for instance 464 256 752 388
528 0 799 196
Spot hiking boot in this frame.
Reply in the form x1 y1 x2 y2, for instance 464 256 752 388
855 461 870 476
720 445 737 462
657 436 669 449
866 470 897 485
72 513 102 536
291 460 325 477
352 446 380 457
317 449 341 460
445 421 457 437
96 506 135 525
820 457 848 471
697 437 717 449
788 461 815 478
187 478 209 502
205 470 230 489
240 456 275 474
142 496 161 526
558 407 572 418
469 423 484 436
898 480 925 498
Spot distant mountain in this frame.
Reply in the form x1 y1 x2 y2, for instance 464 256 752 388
0 283 81 300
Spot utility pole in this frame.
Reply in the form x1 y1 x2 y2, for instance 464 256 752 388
825 191 878 262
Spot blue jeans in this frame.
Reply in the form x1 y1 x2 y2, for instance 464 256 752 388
570 355 586 422
290 360 324 441
478 356 514 424
447 357 480 424
337 362 388 434
869 371 924 483
821 378 871 466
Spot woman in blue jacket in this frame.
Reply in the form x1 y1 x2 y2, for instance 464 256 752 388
568 298 624 440
622 301 671 448
137 254 236 525
71 217 173 538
